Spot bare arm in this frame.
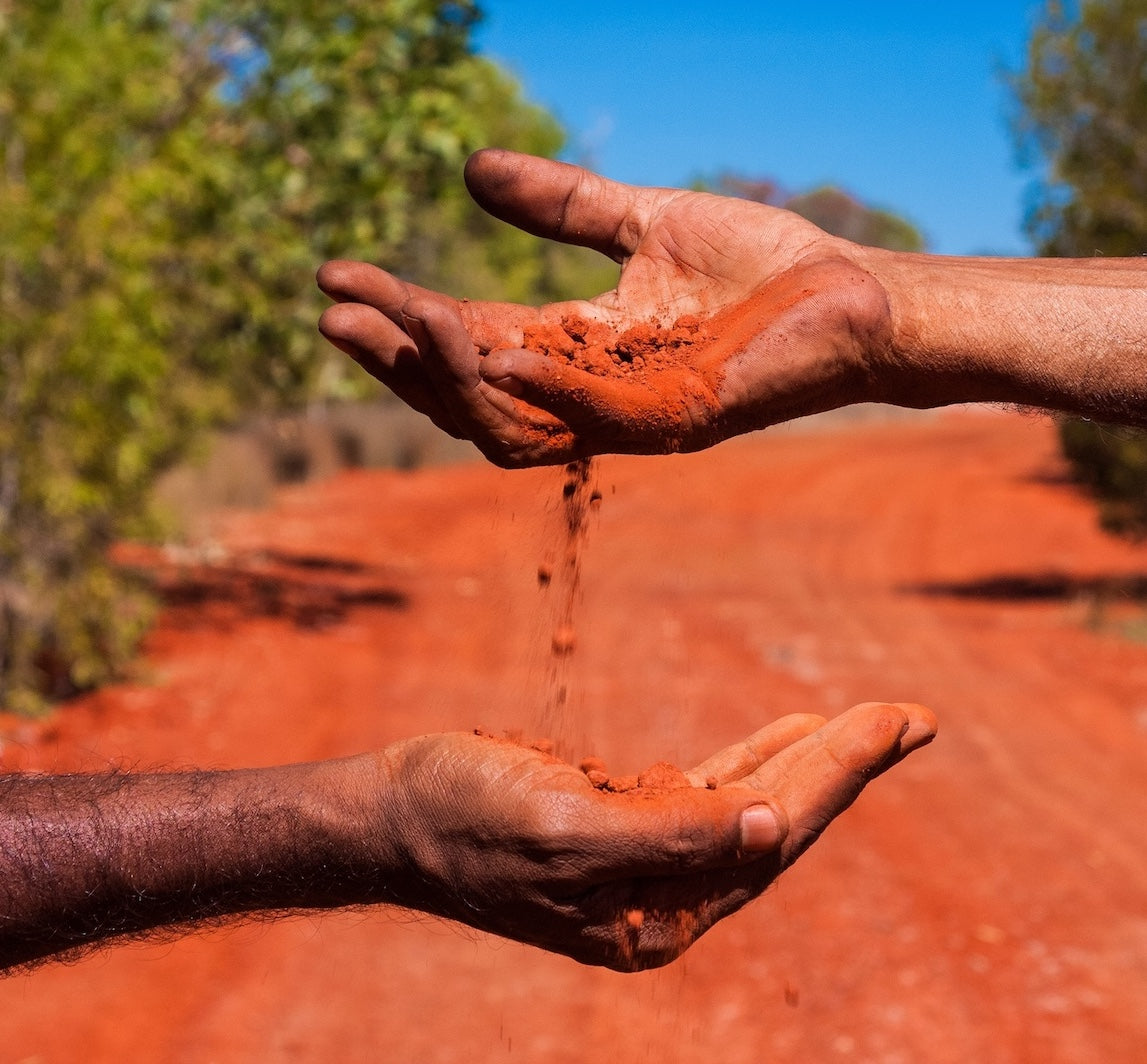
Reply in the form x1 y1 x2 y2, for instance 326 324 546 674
317 150 1147 467
860 250 1147 427
0 760 382 970
1 702 935 974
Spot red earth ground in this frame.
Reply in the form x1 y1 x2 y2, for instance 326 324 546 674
3 409 1147 1063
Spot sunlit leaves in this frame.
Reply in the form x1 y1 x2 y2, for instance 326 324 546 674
1 0 606 708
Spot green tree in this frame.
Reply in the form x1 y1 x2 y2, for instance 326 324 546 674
0 0 606 711
1011 0 1147 536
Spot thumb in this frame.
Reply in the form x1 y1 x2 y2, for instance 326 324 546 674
580 788 789 885
464 148 658 261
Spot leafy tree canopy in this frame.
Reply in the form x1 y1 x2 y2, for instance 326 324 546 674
1012 0 1147 257
0 0 611 709
1010 0 1147 536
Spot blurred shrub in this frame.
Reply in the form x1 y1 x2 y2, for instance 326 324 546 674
0 0 613 710
1059 419 1147 537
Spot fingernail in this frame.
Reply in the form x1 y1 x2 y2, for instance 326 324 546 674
481 373 524 397
896 703 939 753
740 804 784 853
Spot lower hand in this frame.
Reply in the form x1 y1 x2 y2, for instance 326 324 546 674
362 701 935 971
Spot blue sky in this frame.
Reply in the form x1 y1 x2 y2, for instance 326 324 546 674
475 1 1053 256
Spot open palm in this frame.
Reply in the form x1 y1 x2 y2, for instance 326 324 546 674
318 150 892 466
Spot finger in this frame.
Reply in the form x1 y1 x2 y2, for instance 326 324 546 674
611 705 934 962
740 702 936 865
402 295 513 440
458 298 609 355
891 701 939 759
553 705 934 971
574 787 790 886
317 302 461 435
480 347 717 457
401 297 582 466
479 346 614 407
318 260 611 356
821 701 937 769
316 260 437 326
465 148 675 261
479 346 669 437
684 714 827 788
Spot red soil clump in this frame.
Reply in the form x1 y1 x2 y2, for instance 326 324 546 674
580 758 692 794
522 314 710 378
517 314 721 456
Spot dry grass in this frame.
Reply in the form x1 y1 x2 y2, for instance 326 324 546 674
153 401 475 540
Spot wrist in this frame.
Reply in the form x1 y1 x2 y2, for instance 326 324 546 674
846 246 991 410
341 736 474 923
851 248 1147 424
295 750 412 909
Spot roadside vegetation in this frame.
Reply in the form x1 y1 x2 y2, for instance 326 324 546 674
1011 0 1147 537
0 0 619 710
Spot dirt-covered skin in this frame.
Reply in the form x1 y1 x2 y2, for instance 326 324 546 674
319 149 1147 473
317 150 891 467
3 410 1147 1061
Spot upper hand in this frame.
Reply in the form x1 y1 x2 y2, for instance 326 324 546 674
362 701 935 971
317 149 895 468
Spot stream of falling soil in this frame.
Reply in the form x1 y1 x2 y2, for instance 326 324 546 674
531 458 599 756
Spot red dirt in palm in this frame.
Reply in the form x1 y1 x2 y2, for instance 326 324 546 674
3 409 1147 1063
522 314 709 377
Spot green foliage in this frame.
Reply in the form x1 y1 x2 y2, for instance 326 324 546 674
1011 0 1147 257
1010 0 1147 535
1060 419 1147 537
0 0 607 710
695 172 926 251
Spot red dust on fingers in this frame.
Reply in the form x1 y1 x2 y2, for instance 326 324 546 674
841 702 938 767
732 702 921 863
395 295 558 468
400 296 479 392
895 702 939 755
576 785 788 883
480 352 719 458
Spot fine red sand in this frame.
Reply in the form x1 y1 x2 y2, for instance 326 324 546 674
4 409 1147 1063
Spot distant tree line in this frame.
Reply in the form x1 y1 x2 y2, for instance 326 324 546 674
699 174 926 252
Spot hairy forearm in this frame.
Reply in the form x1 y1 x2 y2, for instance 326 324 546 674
0 759 396 972
857 250 1147 427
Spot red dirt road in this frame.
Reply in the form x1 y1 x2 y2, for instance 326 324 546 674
3 410 1147 1063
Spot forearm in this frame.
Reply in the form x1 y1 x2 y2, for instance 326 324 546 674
857 249 1147 427
0 758 397 972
